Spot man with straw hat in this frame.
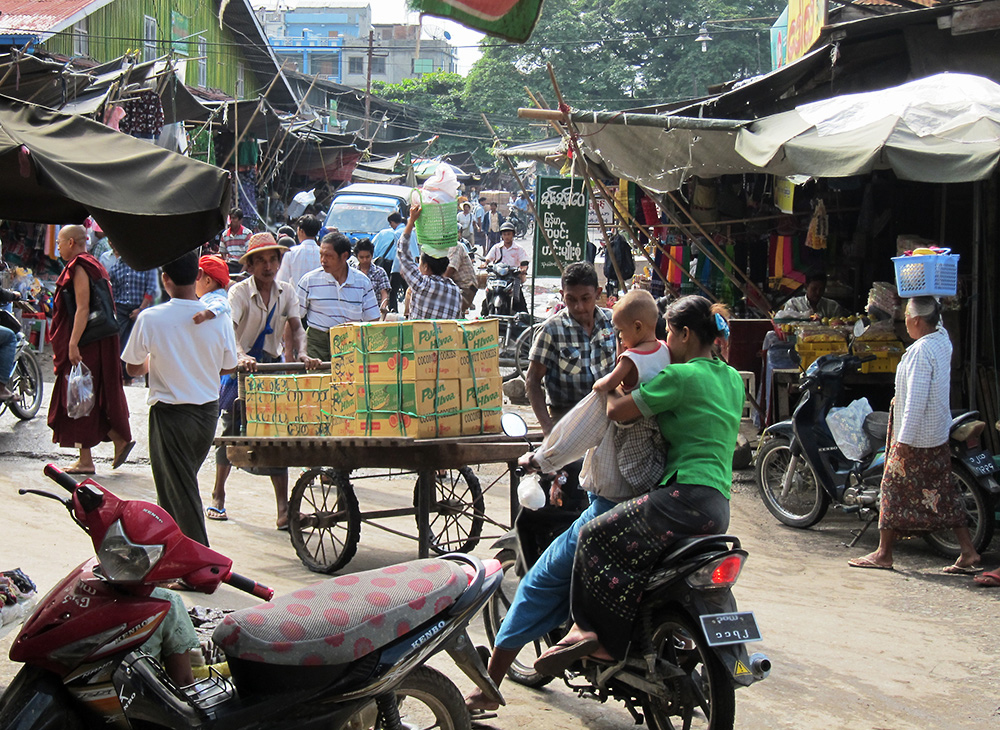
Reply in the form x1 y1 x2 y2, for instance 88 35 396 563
209 232 321 529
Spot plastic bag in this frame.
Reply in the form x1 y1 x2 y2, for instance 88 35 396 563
66 362 95 419
826 398 873 461
414 164 459 204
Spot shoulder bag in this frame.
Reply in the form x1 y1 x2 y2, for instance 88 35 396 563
61 275 118 346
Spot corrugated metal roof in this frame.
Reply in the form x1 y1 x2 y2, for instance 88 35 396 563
0 0 115 37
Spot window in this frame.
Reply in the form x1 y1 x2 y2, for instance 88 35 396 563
197 38 207 87
236 62 245 98
348 56 364 75
412 58 433 75
371 56 386 75
143 15 157 62
72 18 88 57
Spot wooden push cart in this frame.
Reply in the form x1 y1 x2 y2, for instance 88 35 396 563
217 433 532 574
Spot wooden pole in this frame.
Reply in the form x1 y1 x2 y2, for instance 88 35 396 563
220 64 286 170
517 106 746 131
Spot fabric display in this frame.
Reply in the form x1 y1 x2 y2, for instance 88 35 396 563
119 90 164 138
235 169 260 229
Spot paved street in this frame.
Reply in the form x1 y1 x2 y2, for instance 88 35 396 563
1 381 999 728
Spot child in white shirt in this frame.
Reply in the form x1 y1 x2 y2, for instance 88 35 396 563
193 255 231 324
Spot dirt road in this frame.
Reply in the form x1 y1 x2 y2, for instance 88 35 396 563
1 442 998 728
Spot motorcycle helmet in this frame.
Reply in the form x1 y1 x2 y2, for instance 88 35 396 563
499 221 516 233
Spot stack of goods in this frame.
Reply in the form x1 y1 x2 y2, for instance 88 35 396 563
867 282 903 321
243 320 502 439
853 320 904 374
0 568 37 636
794 325 849 369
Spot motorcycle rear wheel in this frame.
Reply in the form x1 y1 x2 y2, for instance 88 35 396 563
923 462 994 558
482 549 555 688
755 437 829 528
642 611 735 730
8 348 43 421
348 666 471 730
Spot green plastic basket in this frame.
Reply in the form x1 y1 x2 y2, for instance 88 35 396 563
414 192 458 255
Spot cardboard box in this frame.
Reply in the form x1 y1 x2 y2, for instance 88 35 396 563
458 346 500 380
324 382 358 418
357 379 462 416
358 410 463 439
460 376 503 435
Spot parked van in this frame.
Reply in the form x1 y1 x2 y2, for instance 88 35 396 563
323 183 412 243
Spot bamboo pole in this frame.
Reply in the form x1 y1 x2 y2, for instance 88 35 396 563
220 63 287 170
518 107 746 131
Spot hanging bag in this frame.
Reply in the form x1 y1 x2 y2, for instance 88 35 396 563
61 275 118 346
66 362 95 419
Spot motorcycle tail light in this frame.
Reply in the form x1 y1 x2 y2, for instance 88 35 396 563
686 554 745 589
97 520 165 582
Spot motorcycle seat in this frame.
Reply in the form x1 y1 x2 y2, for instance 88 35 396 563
213 558 467 667
863 411 889 444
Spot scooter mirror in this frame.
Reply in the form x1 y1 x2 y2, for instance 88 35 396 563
501 412 528 439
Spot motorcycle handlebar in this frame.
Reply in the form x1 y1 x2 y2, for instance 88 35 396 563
225 571 274 601
44 463 80 493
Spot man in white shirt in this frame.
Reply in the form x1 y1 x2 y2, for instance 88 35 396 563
123 251 238 546
298 232 380 360
276 214 322 287
775 272 846 320
485 221 529 311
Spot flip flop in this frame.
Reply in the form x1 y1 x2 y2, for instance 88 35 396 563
848 556 894 570
533 637 599 676
942 563 983 575
206 507 228 521
112 440 136 470
65 466 96 475
974 571 1000 587
276 522 290 532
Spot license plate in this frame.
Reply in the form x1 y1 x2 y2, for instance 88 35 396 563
700 612 763 647
964 449 998 477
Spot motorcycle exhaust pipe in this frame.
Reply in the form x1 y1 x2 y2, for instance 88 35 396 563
749 652 771 680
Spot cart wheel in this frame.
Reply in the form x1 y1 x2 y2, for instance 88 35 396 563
413 467 484 554
289 467 361 574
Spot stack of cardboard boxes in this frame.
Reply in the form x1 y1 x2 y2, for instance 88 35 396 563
244 319 502 439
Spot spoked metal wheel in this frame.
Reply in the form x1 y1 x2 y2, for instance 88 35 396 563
513 324 540 381
755 437 829 528
346 666 471 730
289 467 361 574
8 349 43 421
642 612 735 730
924 462 994 558
414 466 484 554
482 549 555 688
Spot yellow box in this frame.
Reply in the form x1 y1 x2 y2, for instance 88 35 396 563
358 411 463 439
458 346 500 380
247 420 281 438
329 415 358 437
357 380 462 416
460 376 503 435
324 382 358 418
456 319 499 351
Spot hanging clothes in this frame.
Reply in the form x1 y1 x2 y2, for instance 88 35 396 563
119 90 164 138
103 105 125 131
235 169 260 229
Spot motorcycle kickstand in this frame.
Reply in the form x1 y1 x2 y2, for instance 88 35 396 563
845 513 877 548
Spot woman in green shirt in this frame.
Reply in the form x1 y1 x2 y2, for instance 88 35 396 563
534 295 743 672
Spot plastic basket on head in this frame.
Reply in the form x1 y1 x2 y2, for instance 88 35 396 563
892 250 959 298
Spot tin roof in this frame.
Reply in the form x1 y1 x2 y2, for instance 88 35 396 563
0 0 115 38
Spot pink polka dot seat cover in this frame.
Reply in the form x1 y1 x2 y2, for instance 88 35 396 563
213 559 467 666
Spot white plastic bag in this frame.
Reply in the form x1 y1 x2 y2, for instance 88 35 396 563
66 362 95 419
826 397 873 461
416 164 459 204
517 474 547 510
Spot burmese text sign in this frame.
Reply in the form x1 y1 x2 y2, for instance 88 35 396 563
533 176 589 278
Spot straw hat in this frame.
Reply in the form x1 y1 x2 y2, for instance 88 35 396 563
239 232 288 264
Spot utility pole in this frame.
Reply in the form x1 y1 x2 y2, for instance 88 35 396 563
364 29 373 139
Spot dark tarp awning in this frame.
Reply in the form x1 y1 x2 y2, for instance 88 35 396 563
0 95 230 270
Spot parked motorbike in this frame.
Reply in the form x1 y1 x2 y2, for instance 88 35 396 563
482 415 770 730
0 465 504 730
0 304 44 421
508 208 530 239
755 353 999 556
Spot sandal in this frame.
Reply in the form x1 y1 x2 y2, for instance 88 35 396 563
206 506 228 521
974 570 1000 587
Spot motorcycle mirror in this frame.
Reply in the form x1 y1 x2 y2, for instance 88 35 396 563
501 412 528 439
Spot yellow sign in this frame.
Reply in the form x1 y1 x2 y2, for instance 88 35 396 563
734 660 751 676
787 0 826 64
774 177 795 214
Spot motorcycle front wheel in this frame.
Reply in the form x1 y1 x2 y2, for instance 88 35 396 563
755 437 829 528
923 462 994 558
482 549 555 688
8 348 43 420
642 611 735 730
347 666 471 730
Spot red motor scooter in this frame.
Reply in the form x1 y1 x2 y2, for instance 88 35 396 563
0 465 503 729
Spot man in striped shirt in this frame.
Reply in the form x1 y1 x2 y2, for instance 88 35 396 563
397 204 463 320
297 232 380 360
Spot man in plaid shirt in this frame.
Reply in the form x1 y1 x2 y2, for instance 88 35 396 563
396 204 462 320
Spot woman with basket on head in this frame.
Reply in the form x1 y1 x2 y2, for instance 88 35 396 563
48 225 133 475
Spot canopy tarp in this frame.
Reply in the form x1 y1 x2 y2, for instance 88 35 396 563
0 95 230 270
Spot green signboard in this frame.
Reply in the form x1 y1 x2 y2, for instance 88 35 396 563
533 176 589 278
171 11 190 56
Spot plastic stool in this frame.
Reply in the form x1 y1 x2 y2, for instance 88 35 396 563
737 371 756 419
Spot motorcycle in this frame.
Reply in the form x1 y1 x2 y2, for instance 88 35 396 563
0 465 505 730
482 415 770 730
508 208 530 239
481 262 526 319
755 353 999 556
0 304 44 421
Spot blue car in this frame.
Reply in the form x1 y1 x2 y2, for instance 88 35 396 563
323 183 412 244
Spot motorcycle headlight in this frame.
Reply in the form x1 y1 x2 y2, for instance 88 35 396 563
97 520 165 582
